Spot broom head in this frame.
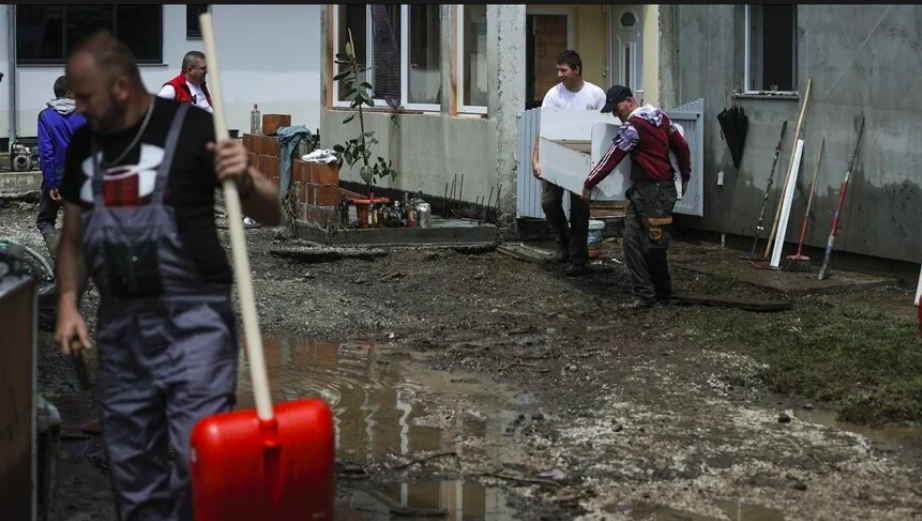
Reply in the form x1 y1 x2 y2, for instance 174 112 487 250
780 253 812 272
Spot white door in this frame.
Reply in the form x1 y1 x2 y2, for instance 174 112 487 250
609 6 643 101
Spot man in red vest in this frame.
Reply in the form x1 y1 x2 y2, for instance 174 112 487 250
159 51 260 227
158 51 213 114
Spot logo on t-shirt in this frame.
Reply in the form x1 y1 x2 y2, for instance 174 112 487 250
78 144 165 207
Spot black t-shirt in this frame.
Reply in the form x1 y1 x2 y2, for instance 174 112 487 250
60 97 231 284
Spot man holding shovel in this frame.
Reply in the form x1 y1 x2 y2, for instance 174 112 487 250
54 31 280 521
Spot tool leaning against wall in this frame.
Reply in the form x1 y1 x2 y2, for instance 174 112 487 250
817 116 866 281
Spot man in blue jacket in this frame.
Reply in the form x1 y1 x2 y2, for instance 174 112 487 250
37 76 87 257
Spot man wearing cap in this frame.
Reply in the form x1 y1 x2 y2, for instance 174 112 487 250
532 50 607 276
583 85 691 309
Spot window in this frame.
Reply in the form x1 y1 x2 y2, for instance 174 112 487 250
458 5 487 113
187 4 209 39
745 4 797 93
333 5 442 111
408 5 441 105
16 5 163 64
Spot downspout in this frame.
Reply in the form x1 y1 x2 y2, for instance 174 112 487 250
8 4 17 149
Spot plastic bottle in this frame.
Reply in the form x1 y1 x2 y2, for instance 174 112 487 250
250 104 261 135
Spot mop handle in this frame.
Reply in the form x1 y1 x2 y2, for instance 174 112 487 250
200 13 274 421
818 117 865 280
750 121 787 256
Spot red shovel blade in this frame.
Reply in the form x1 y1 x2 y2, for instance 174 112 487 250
190 397 335 521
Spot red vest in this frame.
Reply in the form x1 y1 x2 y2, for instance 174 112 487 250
163 73 212 107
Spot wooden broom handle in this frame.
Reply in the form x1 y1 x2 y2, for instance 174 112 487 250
764 78 812 258
200 13 274 422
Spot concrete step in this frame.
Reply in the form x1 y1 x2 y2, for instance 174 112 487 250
0 171 43 194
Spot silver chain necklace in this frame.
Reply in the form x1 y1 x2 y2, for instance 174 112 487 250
100 97 155 170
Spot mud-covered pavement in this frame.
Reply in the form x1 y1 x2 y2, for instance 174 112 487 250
3 199 922 521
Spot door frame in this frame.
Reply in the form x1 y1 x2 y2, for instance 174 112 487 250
525 6 575 49
607 5 643 101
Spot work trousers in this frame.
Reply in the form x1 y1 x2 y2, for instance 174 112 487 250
623 181 678 302
36 181 62 258
541 180 590 265
95 299 239 521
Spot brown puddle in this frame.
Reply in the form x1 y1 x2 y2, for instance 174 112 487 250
235 337 523 520
794 407 922 456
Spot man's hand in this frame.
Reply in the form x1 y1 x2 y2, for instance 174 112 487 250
49 188 61 201
207 138 252 193
55 304 92 356
532 163 543 180
682 180 688 197
581 185 591 200
207 138 282 225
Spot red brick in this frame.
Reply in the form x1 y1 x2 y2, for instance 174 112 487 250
258 155 270 177
265 156 275 179
316 186 340 207
262 135 280 157
315 163 339 186
242 133 254 151
271 158 281 181
261 114 291 136
305 184 315 205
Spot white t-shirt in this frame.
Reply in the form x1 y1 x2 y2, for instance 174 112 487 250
157 81 214 114
542 81 607 111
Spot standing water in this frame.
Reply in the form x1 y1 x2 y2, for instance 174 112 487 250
235 337 525 519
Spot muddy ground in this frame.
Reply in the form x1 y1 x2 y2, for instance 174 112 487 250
2 198 922 521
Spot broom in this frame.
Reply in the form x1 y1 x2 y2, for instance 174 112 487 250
781 138 824 272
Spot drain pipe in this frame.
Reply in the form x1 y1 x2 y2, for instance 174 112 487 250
7 4 17 149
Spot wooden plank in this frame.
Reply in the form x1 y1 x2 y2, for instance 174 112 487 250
672 293 792 312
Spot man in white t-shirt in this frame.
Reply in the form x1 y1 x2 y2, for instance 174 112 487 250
531 50 606 276
158 51 214 114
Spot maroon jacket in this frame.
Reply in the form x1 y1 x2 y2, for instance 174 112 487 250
586 107 691 190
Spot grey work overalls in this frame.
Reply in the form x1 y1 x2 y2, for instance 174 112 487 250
81 104 239 521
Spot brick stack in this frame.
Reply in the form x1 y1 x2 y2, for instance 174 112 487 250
290 159 341 229
242 113 341 230
243 133 281 188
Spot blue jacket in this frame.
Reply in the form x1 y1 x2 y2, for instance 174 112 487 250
37 98 86 189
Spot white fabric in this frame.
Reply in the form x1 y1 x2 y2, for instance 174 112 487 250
157 82 213 114
541 81 607 111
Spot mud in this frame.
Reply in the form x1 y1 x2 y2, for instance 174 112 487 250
2 199 922 520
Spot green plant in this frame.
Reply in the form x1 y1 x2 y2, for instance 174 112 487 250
332 29 398 193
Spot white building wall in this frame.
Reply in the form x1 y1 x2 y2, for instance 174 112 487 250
0 4 321 142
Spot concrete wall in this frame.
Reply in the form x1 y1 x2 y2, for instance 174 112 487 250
0 4 321 140
319 5 525 230
666 4 922 263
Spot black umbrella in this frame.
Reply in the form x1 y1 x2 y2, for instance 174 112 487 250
717 105 749 169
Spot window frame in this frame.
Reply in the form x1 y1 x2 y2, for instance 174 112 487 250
744 4 798 95
332 4 442 113
14 4 164 65
456 5 488 115
186 4 210 40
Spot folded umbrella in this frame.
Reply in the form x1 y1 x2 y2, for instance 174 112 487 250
717 105 749 170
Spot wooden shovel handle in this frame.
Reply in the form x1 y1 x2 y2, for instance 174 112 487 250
199 14 274 421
